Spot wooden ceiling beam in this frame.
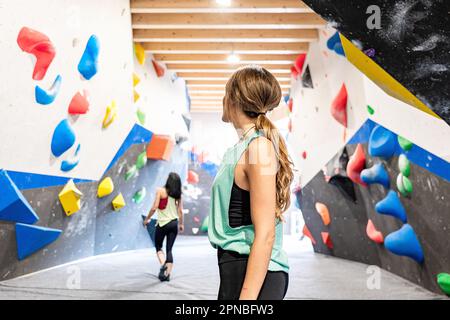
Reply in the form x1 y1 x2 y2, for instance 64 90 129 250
153 53 298 64
168 64 291 70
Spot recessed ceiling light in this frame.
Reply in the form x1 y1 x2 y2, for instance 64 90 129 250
227 53 240 63
216 0 232 6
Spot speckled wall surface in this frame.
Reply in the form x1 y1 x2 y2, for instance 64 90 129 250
0 144 188 281
302 0 450 124
301 143 450 294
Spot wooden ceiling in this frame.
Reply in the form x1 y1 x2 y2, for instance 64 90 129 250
130 0 325 112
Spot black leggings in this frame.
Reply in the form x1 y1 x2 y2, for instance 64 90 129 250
154 219 178 263
217 248 289 300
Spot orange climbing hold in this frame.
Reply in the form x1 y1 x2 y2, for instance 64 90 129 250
146 135 174 161
287 98 293 113
331 83 348 127
302 224 316 245
68 91 89 115
187 170 199 184
17 27 56 80
366 219 384 244
321 232 333 249
346 144 367 186
152 59 165 77
315 202 331 226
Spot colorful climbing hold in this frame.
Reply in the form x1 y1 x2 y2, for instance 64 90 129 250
60 156 80 172
58 179 82 216
192 227 199 235
360 163 390 189
134 89 140 103
398 154 411 177
51 119 76 157
133 72 140 87
384 224 424 263
367 105 375 115
375 190 407 223
0 169 39 224
397 136 413 151
315 202 331 226
302 151 307 159
152 59 165 77
368 125 397 159
321 232 333 249
326 31 345 56
437 273 450 295
135 151 147 169
97 177 114 198
200 216 209 233
346 144 366 186
132 187 146 204
146 135 174 161
331 83 348 127
188 170 199 184
363 48 376 57
17 27 56 80
302 224 316 245
134 43 145 65
396 173 413 197
287 98 293 113
35 75 62 105
102 100 117 129
366 219 384 244
136 108 146 125
290 65 299 79
15 223 62 260
125 165 138 181
112 193 126 211
78 35 100 80
294 53 306 74
68 90 90 115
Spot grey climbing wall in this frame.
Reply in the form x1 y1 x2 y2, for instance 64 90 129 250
0 143 188 281
301 143 450 294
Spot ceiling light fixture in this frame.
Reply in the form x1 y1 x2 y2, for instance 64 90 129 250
227 52 240 64
216 0 232 6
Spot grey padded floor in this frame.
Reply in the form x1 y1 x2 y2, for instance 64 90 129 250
0 236 445 300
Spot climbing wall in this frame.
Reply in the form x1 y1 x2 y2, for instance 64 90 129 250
288 24 450 295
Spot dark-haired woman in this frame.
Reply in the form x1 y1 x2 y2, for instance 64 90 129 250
144 172 184 281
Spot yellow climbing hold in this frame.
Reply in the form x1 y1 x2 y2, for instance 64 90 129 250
134 89 140 103
133 73 140 87
134 43 145 65
97 177 114 198
102 100 117 129
112 193 126 211
58 179 82 216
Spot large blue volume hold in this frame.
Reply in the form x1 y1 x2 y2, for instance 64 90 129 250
51 119 76 157
0 169 39 224
384 224 424 263
15 223 62 260
368 125 398 159
360 163 390 188
375 190 407 223
78 35 100 80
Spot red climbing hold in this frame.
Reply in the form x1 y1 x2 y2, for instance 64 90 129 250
17 27 56 81
287 98 293 113
68 91 90 115
187 170 199 184
288 118 292 132
302 151 307 159
294 53 306 74
321 232 333 249
366 219 384 244
152 59 165 77
331 83 348 127
302 224 316 245
290 65 299 79
346 144 367 186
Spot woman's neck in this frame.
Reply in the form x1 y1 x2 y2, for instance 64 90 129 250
236 122 256 140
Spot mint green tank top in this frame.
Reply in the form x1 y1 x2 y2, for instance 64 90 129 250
207 131 289 273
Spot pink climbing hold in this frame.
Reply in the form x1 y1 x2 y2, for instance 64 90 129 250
366 219 384 244
321 232 333 249
331 83 348 127
302 224 316 245
294 53 306 74
288 118 292 132
17 27 56 81
152 59 165 77
346 144 367 186
302 151 307 159
68 91 90 115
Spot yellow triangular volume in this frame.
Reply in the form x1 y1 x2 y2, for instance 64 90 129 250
339 34 440 119
134 43 145 65
97 177 114 198
58 179 83 216
103 100 117 129
133 73 140 87
134 89 140 103
112 193 126 211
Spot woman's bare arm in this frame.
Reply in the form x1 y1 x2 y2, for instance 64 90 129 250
177 198 184 232
239 137 277 300
144 189 161 225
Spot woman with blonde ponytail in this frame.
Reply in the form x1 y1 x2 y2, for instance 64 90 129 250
208 65 293 300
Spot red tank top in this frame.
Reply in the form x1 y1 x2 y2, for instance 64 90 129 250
158 197 168 210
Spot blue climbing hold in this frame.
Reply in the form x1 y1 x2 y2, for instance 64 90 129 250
384 224 424 263
368 125 397 159
51 119 76 157
61 144 80 172
375 190 407 223
284 95 290 104
78 35 100 80
0 169 39 224
35 75 62 105
327 31 345 57
201 161 219 177
15 223 62 260
360 163 390 188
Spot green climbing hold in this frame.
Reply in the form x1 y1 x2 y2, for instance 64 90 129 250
437 273 450 295
397 173 413 197
137 108 146 125
367 105 375 115
132 187 146 204
398 154 411 177
136 151 147 169
200 216 209 233
125 165 138 181
398 136 413 151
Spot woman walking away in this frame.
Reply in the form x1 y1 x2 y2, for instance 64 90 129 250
208 65 293 300
144 172 184 281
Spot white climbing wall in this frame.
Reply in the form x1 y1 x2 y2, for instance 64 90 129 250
289 25 450 187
